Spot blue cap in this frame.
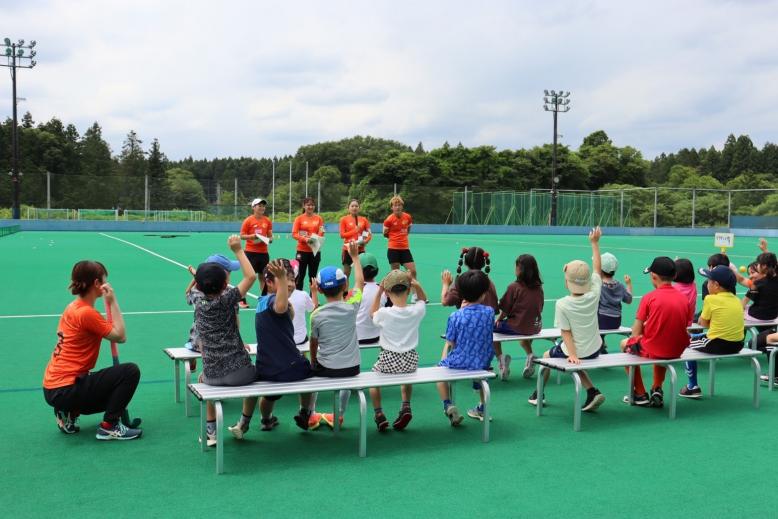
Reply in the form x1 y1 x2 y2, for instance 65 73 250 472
698 265 736 291
205 254 240 272
317 266 347 289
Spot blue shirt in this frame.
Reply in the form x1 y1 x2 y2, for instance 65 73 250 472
598 279 632 318
255 294 308 378
439 304 495 370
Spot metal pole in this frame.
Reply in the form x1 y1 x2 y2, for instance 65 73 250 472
393 183 397 196
10 46 20 219
288 161 292 223
46 171 51 210
234 177 238 219
144 175 149 219
653 187 658 228
550 109 558 226
691 188 696 229
464 186 468 225
271 160 275 221
317 181 321 213
619 190 624 227
727 190 732 228
305 161 309 197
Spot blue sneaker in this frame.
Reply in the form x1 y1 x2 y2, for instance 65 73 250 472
466 404 493 422
96 421 142 441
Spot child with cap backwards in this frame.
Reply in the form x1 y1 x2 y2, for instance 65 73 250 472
436 269 496 424
493 254 544 380
619 256 692 408
292 197 325 292
192 235 257 446
383 195 416 281
228 259 318 437
680 265 744 398
527 227 606 412
339 198 372 279
369 269 428 431
597 252 633 353
239 197 273 306
309 241 365 428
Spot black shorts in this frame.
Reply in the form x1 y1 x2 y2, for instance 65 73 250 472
312 363 360 377
387 248 414 265
245 252 269 275
341 248 366 266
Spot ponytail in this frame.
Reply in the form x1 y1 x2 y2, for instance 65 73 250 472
456 247 491 278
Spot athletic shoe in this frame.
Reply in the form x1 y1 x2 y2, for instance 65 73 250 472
293 410 311 431
55 410 80 434
582 389 605 412
96 421 142 441
648 387 664 408
528 390 546 406
228 421 249 439
759 375 778 385
445 405 464 427
499 354 512 381
679 385 702 399
621 393 649 406
198 433 217 447
260 415 279 431
375 412 389 432
320 413 344 429
466 404 493 422
392 409 413 431
308 412 322 430
523 354 536 379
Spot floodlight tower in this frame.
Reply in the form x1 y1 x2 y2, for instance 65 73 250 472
2 38 37 219
543 90 571 226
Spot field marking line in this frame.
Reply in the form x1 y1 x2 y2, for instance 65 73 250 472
99 233 258 299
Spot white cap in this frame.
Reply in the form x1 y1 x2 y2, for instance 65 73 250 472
251 198 267 207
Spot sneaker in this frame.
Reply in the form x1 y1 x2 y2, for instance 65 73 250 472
466 405 493 422
582 389 605 412
527 390 546 406
308 412 322 430
320 413 344 429
648 387 664 408
228 421 249 439
293 410 311 431
260 415 279 431
445 405 464 427
375 412 389 432
500 354 512 381
622 393 649 406
759 375 778 385
96 421 142 441
55 410 80 434
392 409 413 430
522 354 535 379
679 385 702 399
198 432 217 447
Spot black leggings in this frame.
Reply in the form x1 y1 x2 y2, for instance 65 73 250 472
43 363 140 424
295 251 321 290
756 327 778 377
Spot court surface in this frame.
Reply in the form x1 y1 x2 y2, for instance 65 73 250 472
1 230 775 517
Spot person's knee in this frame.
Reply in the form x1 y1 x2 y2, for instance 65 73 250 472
124 362 141 383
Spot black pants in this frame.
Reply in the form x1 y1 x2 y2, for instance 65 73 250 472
756 327 778 377
295 251 321 291
43 363 140 424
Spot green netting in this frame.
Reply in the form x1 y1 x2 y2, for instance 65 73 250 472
0 224 20 237
452 190 631 226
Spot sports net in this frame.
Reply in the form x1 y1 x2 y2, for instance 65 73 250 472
0 225 20 238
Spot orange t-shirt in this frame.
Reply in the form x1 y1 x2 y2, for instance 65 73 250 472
339 215 371 251
241 215 273 254
43 299 114 389
292 214 325 253
383 212 413 250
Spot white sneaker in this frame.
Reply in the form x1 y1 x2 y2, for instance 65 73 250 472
500 355 512 381
522 354 535 379
228 421 249 440
198 432 217 447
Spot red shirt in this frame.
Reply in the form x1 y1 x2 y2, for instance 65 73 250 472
292 214 325 253
339 215 371 251
383 212 412 250
43 299 114 389
636 284 692 358
240 215 273 254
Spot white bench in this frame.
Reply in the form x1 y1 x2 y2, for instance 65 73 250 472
188 367 496 474
492 325 632 344
533 348 761 431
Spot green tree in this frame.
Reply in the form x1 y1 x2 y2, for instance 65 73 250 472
167 168 207 210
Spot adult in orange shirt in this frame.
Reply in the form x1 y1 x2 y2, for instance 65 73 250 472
292 197 325 290
42 261 142 440
240 197 273 298
339 198 372 278
383 195 416 279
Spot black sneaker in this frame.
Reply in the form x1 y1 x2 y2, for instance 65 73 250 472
260 415 279 431
648 387 664 408
679 385 702 399
392 409 412 431
582 389 605 412
293 410 311 431
375 412 389 432
622 393 650 406
55 409 80 434
528 390 546 407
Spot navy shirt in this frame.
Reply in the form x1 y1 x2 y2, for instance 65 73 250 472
255 294 309 378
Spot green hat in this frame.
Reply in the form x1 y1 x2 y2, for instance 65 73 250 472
359 252 378 270
601 252 618 274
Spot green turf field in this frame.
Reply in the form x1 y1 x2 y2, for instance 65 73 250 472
1 230 774 518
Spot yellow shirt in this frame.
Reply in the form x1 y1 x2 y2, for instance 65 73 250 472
701 291 744 341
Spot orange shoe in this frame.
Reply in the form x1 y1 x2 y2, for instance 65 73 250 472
308 412 322 430
320 413 344 429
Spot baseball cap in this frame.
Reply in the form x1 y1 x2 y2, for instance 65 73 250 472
643 256 676 277
564 260 591 293
251 198 267 207
601 252 618 274
698 265 736 291
317 266 347 289
382 269 411 292
204 254 240 272
195 262 228 295
359 252 378 271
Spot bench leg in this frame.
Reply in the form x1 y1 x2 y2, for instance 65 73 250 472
174 360 181 403
357 390 367 458
185 361 194 417
536 367 546 417
748 326 758 349
708 359 716 397
333 391 341 435
752 357 761 409
215 401 224 475
666 364 677 420
571 372 583 432
481 379 491 443
556 371 562 385
770 349 777 392
199 400 207 453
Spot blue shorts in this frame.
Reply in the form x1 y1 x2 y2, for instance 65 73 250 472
494 320 521 335
548 344 600 360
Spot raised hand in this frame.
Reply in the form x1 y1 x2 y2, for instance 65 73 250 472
588 226 602 243
228 234 242 252
266 260 287 281
441 270 453 285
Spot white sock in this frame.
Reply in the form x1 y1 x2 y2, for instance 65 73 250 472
339 390 351 414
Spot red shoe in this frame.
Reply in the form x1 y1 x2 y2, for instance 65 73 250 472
392 409 412 431
320 413 344 429
308 412 322 430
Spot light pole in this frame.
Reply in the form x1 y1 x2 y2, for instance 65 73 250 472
543 90 570 226
2 38 37 220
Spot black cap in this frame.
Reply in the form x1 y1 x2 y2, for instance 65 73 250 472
643 256 676 278
698 265 736 291
195 262 227 295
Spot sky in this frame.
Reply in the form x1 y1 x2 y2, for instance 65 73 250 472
3 0 778 161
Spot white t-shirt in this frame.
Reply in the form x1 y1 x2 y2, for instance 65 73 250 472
372 301 426 353
289 289 315 345
554 272 603 359
357 282 385 341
